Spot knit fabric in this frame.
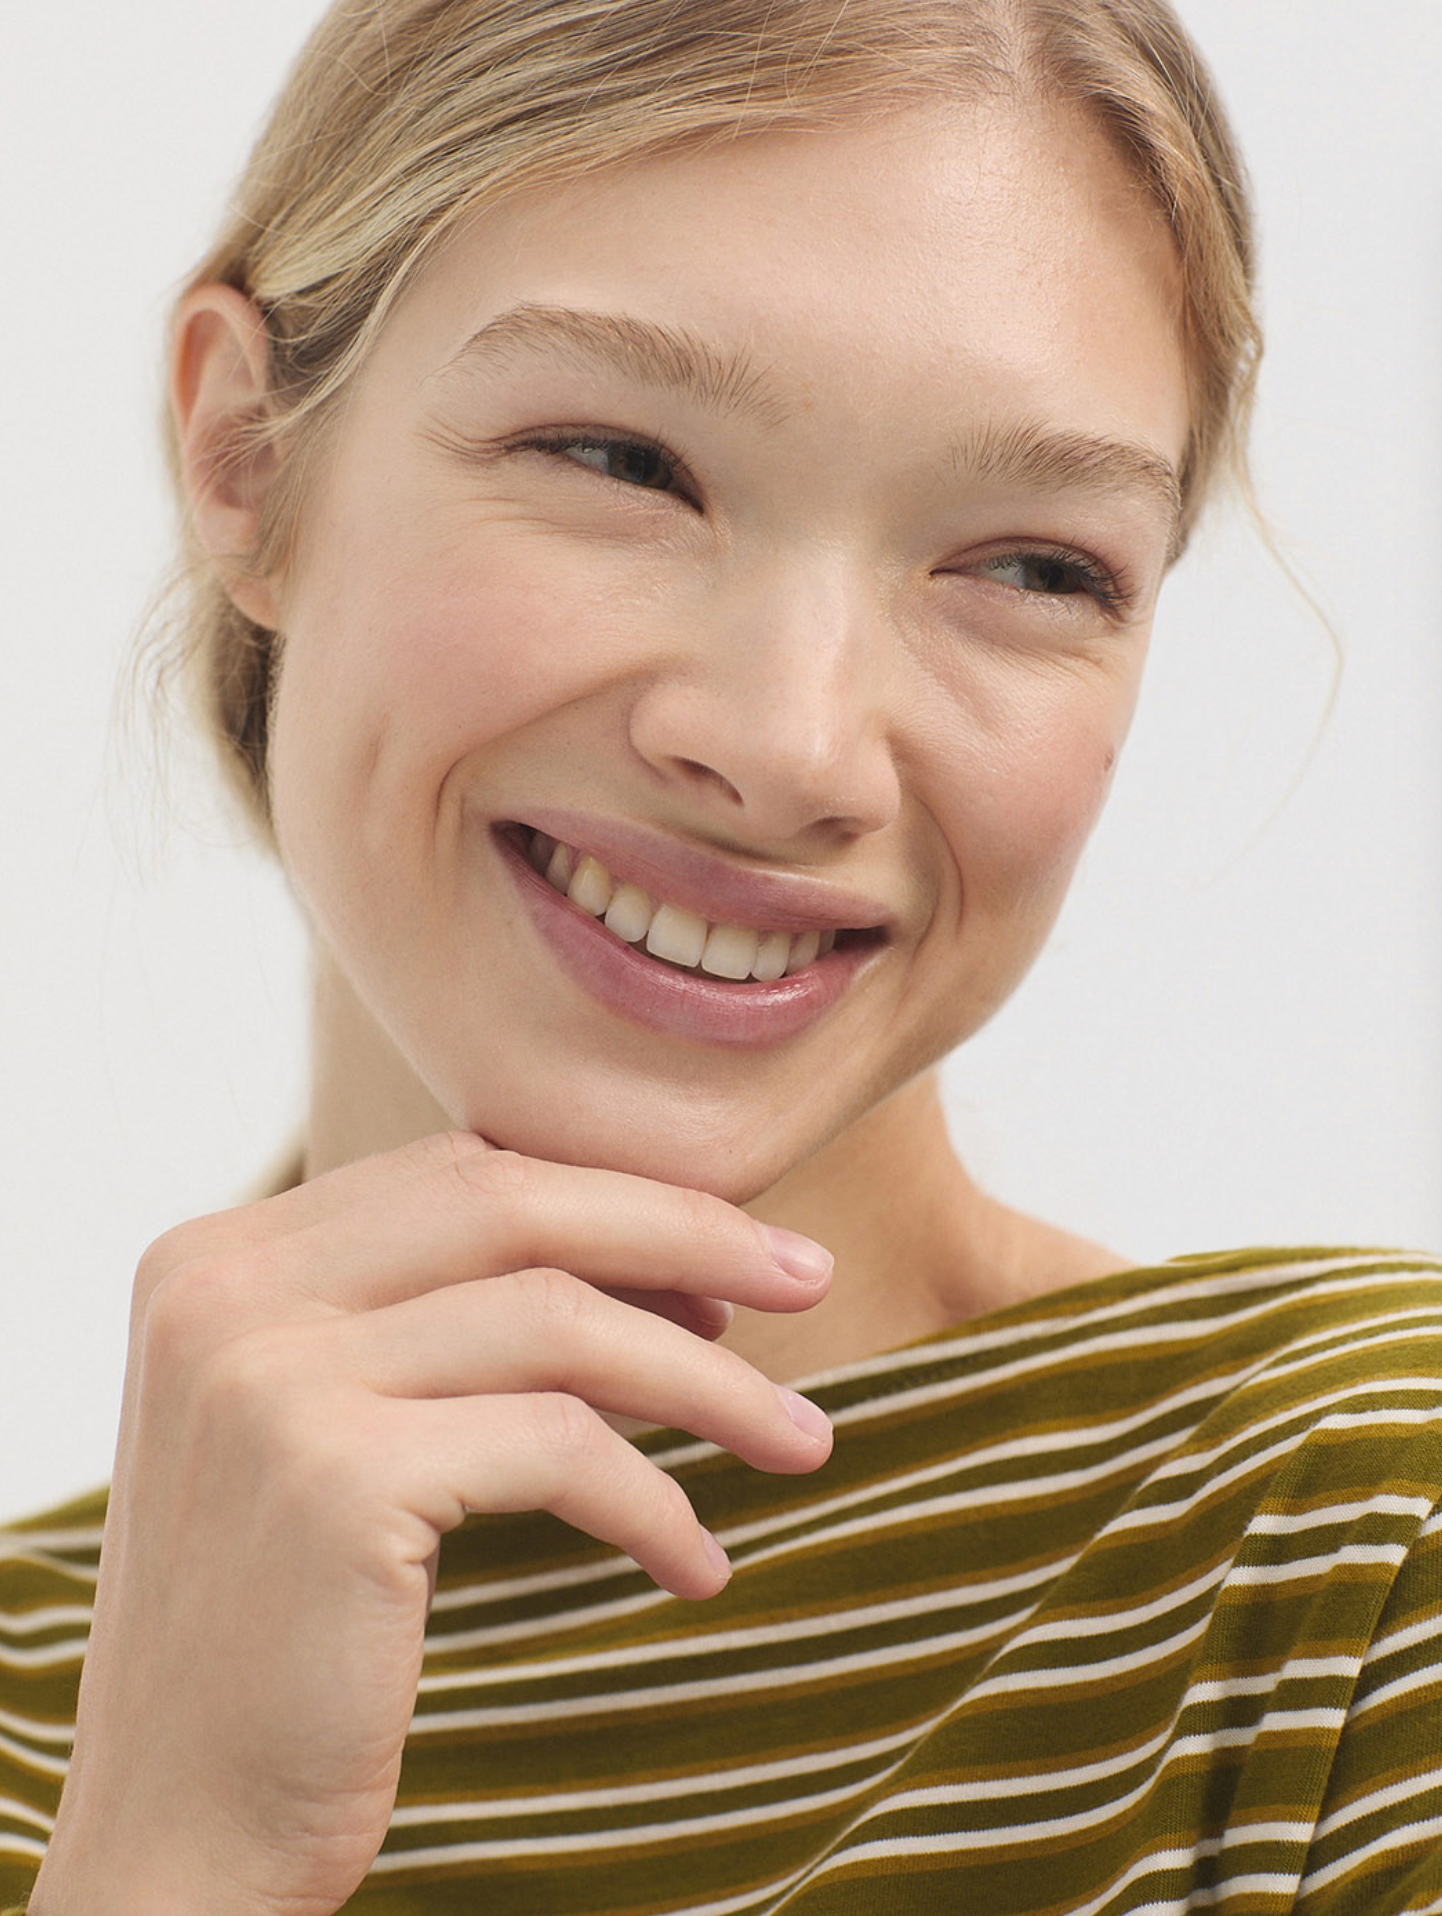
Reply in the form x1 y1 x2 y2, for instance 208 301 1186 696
5 1247 1442 1913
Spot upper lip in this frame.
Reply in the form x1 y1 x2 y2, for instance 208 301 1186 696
503 808 895 935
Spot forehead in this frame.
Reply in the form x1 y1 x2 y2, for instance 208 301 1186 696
376 96 1190 473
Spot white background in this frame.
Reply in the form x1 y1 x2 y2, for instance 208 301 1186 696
2 3 1439 1521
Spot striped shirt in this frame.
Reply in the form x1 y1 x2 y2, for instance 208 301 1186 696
3 1246 1442 1913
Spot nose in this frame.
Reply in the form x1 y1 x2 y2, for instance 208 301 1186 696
626 560 903 846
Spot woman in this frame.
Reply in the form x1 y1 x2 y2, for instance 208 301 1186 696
5 1 1441 1911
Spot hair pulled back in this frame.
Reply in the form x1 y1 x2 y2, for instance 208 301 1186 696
164 0 1258 849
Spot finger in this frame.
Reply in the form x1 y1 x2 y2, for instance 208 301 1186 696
608 1288 734 1340
139 1131 501 1265
130 1133 506 1316
394 1393 735 1600
269 1142 832 1316
338 1270 832 1472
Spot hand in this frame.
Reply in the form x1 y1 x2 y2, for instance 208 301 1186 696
32 1131 833 1916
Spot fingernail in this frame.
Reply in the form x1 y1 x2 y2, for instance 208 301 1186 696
778 1387 833 1443
758 1224 833 1285
698 1297 736 1338
701 1528 732 1584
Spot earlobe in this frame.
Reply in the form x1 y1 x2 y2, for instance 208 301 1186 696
171 283 283 628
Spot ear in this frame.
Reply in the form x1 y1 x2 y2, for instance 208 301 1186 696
170 283 283 628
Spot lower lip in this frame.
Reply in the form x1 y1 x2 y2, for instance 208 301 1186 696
497 831 873 1048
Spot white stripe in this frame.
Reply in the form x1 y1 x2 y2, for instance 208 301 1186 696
1130 1387 1442 1497
778 1817 1316 1894
1107 1401 1442 1538
430 1329 1442 1643
0 1633 91 1672
0 1526 104 1560
429 1536 1238 1700
389 1713 945 1825
432 1392 1189 1631
0 1790 54 1835
414 1601 1034 1726
0 1602 97 1638
375 1769 890 1868
426 1558 1059 1674
961 1611 1213 1706
1006 1555 1231 1650
654 1268 1437 1474
417 1532 1387 1730
1121 1396 1442 1520
427 1299 1442 1625
811 1838 1216 1916
1313 1767 1442 1843
0 1706 73 1750
1300 1810 1442 1895
1185 1655 1362 1703
873 1715 1341 1828
0 1831 47 1864
0 1727 68 1781
421 1456 1424 1624
401 1663 1357 1844
1247 1492 1435 1533
396 1675 1344 1871
778 1253 1440 1403
1226 1542 1408 1584
1350 1655 1442 1719
1363 1617 1440 1678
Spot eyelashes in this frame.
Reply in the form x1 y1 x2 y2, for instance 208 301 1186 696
504 429 1137 614
511 430 696 505
964 548 1132 615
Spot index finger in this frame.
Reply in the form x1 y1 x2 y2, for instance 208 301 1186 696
180 1131 834 1318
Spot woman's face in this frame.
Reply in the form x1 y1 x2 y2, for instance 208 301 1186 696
263 97 1190 1200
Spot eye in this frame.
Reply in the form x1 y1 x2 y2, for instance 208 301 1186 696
971 548 1128 613
531 433 680 493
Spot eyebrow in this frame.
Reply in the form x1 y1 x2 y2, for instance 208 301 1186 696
438 302 792 427
952 419 1184 555
438 301 1184 549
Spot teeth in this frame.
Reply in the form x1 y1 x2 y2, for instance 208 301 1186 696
701 923 760 979
752 929 791 981
604 883 653 944
568 855 613 917
646 902 708 968
528 831 554 874
534 833 847 981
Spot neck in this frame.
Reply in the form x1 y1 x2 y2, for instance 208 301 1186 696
298 952 1125 1383
302 954 454 1180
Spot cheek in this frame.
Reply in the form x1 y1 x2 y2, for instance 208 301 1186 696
927 661 1134 918
268 533 629 852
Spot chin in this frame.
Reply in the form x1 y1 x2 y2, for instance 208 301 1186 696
455 1085 818 1208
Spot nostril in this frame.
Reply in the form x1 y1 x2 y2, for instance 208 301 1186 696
677 758 743 805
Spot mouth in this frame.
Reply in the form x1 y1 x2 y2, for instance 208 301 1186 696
493 814 890 1046
511 826 878 982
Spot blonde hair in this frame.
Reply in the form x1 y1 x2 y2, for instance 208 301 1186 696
162 0 1258 849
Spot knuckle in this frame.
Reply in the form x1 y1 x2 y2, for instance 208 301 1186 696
400 1127 494 1185
139 1251 245 1366
516 1265 591 1330
529 1390 605 1462
460 1145 537 1204
133 1218 225 1304
673 1181 746 1258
